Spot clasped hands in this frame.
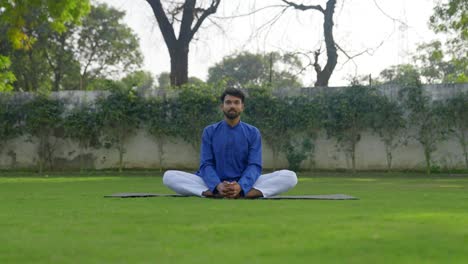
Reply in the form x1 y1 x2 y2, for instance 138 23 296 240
216 181 242 198
202 181 242 198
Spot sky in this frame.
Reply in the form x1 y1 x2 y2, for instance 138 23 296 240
97 0 440 86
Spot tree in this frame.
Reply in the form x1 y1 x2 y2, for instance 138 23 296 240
0 95 23 158
0 55 15 92
440 92 468 169
121 70 155 95
207 52 303 89
370 95 406 171
63 104 102 172
426 0 468 83
146 0 221 86
0 0 90 49
76 4 143 90
244 87 316 170
0 0 90 90
430 0 467 41
319 86 378 173
282 0 337 87
96 88 142 172
390 65 447 175
22 96 64 173
169 83 220 152
143 98 172 171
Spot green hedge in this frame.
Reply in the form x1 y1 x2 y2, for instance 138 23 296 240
0 85 467 173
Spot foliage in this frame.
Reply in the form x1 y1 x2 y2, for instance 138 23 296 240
63 104 102 171
397 72 447 175
0 0 90 49
438 92 468 169
425 0 468 83
414 41 467 84
169 83 220 152
369 94 406 171
429 0 467 41
379 64 422 88
244 87 317 170
121 70 155 95
319 86 379 173
0 95 23 154
76 3 143 89
142 97 173 170
207 52 303 89
22 95 64 173
95 88 142 172
0 55 16 92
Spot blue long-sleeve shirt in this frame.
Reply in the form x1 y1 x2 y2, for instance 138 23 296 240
196 120 262 195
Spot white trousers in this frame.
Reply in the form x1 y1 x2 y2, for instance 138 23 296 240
163 170 298 198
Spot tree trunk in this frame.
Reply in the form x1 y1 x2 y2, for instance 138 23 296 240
147 0 221 87
315 0 337 87
157 136 165 172
460 132 468 169
169 45 189 86
424 147 431 175
385 143 393 172
351 141 356 174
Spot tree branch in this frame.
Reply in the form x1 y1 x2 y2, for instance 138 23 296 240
282 0 324 14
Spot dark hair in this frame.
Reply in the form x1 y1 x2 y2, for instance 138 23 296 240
220 88 245 103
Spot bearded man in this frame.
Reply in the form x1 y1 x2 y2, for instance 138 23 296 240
163 88 297 198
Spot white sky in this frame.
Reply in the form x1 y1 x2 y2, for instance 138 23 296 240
97 0 441 86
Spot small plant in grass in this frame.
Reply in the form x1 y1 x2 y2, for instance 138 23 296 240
63 103 102 172
22 95 64 173
96 88 142 172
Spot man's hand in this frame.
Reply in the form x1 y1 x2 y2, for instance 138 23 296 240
216 181 242 198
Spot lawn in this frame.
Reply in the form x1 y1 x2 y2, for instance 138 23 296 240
1 171 467 264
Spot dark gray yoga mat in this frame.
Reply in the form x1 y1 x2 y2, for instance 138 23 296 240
104 193 358 200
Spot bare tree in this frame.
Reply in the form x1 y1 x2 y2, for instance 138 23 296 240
282 0 337 87
146 0 221 86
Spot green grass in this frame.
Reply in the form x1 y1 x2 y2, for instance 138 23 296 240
1 172 468 263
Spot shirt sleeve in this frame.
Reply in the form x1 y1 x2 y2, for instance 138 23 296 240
238 128 262 195
199 127 221 192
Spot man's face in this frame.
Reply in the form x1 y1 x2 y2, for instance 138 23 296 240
222 95 244 120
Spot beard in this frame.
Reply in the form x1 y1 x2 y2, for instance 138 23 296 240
223 109 240 120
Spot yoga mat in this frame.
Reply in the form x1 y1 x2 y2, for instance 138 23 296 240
104 193 358 200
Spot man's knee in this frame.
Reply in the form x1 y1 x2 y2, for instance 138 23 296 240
163 170 178 187
279 169 298 188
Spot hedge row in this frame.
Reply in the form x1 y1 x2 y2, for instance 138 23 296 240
0 83 467 173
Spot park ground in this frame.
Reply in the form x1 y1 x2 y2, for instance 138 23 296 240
1 171 467 263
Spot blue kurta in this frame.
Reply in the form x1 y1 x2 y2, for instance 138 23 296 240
196 120 262 194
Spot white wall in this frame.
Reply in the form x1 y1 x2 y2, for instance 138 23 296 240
1 83 467 171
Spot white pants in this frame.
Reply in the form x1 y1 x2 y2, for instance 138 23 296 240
163 170 298 198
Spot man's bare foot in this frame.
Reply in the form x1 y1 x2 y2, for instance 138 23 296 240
245 188 263 199
202 190 214 197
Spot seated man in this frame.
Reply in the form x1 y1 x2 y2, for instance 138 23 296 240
163 88 297 198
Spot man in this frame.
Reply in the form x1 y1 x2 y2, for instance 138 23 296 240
163 88 297 198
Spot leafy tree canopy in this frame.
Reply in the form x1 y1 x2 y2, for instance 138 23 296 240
207 52 303 89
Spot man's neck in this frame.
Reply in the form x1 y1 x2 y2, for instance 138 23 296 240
225 117 241 127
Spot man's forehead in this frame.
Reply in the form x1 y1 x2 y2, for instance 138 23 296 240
224 95 242 102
